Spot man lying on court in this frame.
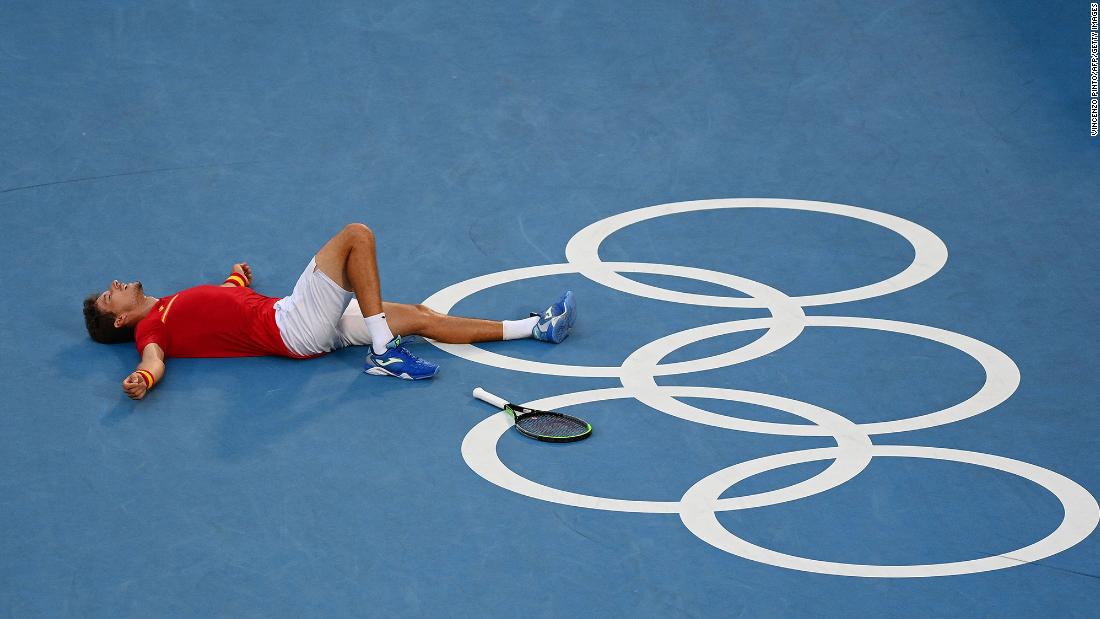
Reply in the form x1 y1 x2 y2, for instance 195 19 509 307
82 223 576 400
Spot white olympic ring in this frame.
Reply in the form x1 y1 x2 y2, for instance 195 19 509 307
564 198 949 307
679 445 1100 578
462 387 873 513
423 261 806 378
425 198 1097 577
620 315 1021 436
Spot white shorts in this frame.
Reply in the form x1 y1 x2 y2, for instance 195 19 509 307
274 257 375 356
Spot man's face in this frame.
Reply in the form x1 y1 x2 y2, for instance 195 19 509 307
95 280 145 327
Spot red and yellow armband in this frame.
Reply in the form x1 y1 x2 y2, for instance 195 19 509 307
135 369 156 389
223 273 248 287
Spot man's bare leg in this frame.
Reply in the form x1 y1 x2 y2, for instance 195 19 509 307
382 302 504 343
316 224 507 344
314 223 385 316
317 223 563 347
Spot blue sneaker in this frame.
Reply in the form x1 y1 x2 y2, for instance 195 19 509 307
531 290 576 343
364 335 439 380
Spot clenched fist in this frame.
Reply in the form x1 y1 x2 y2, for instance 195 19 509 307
123 372 148 400
232 262 253 286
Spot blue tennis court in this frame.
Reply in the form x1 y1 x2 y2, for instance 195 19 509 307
2 1 1098 616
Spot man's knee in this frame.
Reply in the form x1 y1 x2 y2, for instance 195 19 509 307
343 223 375 245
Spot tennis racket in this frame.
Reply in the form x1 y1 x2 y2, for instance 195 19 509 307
472 387 592 443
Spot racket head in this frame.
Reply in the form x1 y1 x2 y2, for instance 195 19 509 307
506 405 592 443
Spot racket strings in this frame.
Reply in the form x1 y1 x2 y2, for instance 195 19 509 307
515 412 588 438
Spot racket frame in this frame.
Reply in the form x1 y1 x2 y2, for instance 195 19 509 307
473 387 592 443
505 404 593 443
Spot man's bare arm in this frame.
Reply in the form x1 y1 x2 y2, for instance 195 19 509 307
122 343 165 400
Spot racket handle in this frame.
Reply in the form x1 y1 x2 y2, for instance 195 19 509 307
472 387 509 410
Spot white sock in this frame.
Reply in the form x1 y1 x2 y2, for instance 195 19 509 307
502 316 539 340
364 312 395 354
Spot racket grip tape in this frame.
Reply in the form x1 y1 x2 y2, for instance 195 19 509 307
472 387 509 410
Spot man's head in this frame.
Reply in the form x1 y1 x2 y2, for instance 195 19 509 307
82 280 147 344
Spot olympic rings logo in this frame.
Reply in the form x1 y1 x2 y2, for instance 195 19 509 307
423 198 1099 578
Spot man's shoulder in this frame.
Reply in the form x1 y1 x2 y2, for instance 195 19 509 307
135 292 181 329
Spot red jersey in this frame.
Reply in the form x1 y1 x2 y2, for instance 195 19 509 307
134 285 318 359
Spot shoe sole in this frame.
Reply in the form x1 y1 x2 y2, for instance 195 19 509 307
552 291 576 342
533 291 577 343
564 291 577 329
364 365 439 380
549 318 570 343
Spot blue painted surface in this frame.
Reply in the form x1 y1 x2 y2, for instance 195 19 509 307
2 1 1097 616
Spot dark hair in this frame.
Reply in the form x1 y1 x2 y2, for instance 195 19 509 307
83 293 135 344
